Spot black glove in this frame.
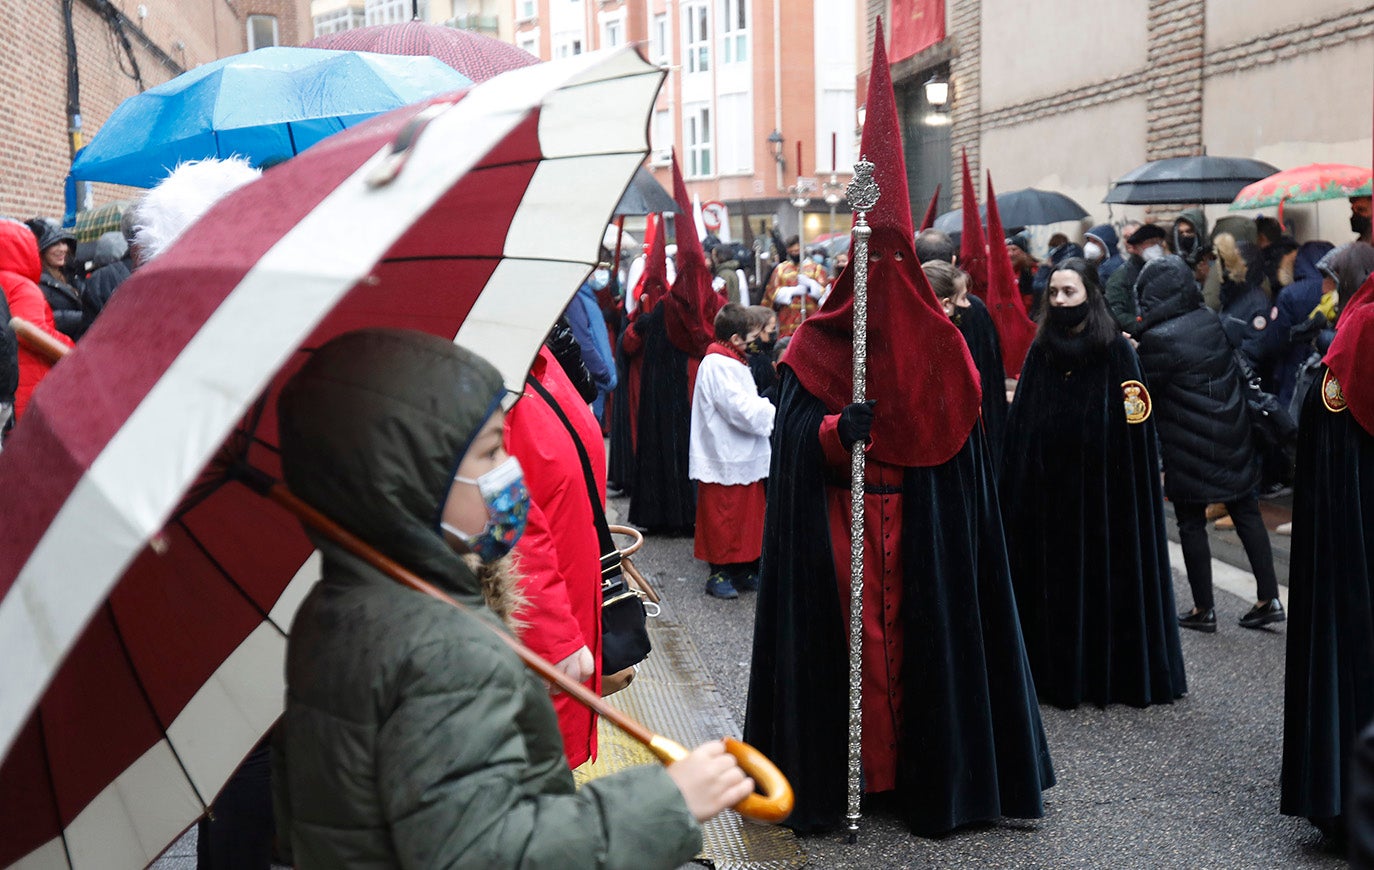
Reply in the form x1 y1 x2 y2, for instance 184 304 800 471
546 318 598 403
1288 312 1327 346
837 400 876 451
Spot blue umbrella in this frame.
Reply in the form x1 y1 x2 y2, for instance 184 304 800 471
66 47 471 220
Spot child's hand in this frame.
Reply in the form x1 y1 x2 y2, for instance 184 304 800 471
666 740 755 822
549 645 595 693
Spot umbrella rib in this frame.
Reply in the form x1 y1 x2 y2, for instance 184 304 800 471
380 254 600 265
34 707 78 870
172 517 280 633
102 601 211 814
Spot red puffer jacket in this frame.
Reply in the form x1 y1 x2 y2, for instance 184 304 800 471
0 220 72 418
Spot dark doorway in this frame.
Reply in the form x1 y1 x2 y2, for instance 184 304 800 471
895 62 952 229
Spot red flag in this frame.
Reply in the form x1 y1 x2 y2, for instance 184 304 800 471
890 0 946 64
958 150 988 300
983 171 1037 377
919 184 941 231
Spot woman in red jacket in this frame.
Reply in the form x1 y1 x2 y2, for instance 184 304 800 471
0 219 72 420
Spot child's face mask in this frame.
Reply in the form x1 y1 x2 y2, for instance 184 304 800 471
441 456 529 563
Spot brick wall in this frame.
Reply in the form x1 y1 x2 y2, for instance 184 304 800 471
1144 0 1205 161
0 0 310 221
948 0 980 208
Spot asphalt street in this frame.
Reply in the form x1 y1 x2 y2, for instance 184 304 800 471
616 494 1345 870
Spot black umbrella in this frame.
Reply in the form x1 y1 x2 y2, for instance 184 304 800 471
613 166 679 216
1103 155 1279 205
931 187 1089 234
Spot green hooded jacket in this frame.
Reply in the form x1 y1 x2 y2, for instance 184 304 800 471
272 328 700 869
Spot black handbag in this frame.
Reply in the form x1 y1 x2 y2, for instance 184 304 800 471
1234 350 1297 450
526 377 652 675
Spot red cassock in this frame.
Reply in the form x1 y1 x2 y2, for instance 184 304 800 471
818 415 902 792
505 346 606 767
620 319 645 447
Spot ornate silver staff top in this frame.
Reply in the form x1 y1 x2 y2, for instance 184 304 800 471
844 156 877 842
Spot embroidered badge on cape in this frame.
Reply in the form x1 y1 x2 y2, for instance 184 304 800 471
1322 368 1348 413
1122 380 1151 424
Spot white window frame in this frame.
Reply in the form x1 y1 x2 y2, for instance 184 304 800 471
651 12 670 64
650 108 673 165
246 14 278 50
682 1 710 75
517 0 536 22
517 27 540 59
719 0 748 66
601 9 626 48
685 103 712 178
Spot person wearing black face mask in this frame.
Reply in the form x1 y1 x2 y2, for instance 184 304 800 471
743 304 780 401
999 257 1187 709
1351 195 1372 244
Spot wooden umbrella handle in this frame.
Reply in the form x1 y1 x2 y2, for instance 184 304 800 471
260 481 792 824
10 318 70 364
642 734 795 824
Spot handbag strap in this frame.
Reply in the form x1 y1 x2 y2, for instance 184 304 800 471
525 376 620 568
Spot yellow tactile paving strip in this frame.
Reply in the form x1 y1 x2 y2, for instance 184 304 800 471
573 617 806 869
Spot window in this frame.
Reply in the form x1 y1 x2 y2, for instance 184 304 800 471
651 13 669 63
685 104 712 177
603 17 623 48
313 7 365 36
247 15 278 50
719 0 747 65
716 92 753 174
683 1 709 74
518 32 539 57
366 0 427 25
572 38 582 55
651 108 673 163
518 0 536 20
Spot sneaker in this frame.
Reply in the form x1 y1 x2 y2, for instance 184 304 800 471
1178 608 1217 633
1215 514 1236 531
735 572 760 592
1277 521 1293 536
1239 598 1285 629
1259 482 1293 500
706 573 739 599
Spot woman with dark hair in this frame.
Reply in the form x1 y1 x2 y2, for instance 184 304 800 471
1134 254 1283 632
1000 257 1187 708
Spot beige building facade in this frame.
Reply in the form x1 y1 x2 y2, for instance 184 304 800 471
865 0 1374 244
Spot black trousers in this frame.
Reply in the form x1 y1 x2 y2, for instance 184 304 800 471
197 740 274 870
1174 496 1280 610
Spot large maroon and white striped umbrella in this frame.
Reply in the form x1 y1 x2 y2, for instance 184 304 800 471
306 21 540 83
0 47 662 869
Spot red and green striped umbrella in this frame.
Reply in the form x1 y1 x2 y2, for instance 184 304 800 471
1230 163 1373 211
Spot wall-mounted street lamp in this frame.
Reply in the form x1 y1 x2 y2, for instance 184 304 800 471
767 129 785 167
923 74 949 107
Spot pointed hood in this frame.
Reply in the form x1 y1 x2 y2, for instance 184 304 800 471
919 184 941 232
958 150 989 299
983 171 1037 377
1325 271 1374 433
637 212 669 316
783 17 980 467
664 151 722 356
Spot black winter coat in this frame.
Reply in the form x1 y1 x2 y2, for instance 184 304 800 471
39 271 84 341
1135 256 1258 504
0 289 17 406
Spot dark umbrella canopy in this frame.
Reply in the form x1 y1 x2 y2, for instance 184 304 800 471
613 167 679 216
933 187 1089 234
1104 155 1280 205
306 21 539 83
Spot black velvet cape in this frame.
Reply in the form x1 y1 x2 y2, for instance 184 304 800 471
1000 336 1186 709
626 306 696 531
959 295 1008 466
744 370 1054 835
607 319 635 494
1282 365 1374 827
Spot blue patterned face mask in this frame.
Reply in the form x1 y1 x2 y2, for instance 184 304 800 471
441 456 529 563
